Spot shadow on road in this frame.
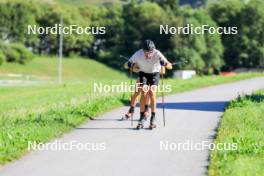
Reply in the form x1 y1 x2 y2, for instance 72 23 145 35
156 101 229 112
75 127 135 130
77 101 229 130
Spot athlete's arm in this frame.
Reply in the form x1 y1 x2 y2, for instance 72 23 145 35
159 51 173 70
165 62 172 70
124 51 141 73
124 51 139 69
124 62 132 69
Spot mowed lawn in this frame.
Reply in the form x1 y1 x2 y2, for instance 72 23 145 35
0 56 127 82
209 90 264 176
0 56 263 165
0 57 129 164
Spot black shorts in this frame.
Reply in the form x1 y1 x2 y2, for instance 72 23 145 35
139 72 160 86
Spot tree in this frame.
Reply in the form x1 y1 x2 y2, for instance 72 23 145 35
0 1 39 49
194 9 224 73
80 3 124 58
150 0 179 11
36 3 93 56
174 6 224 73
209 0 264 69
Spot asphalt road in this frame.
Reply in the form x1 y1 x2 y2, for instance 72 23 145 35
1 77 264 176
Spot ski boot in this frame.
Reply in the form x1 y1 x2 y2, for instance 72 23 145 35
121 107 134 121
136 122 144 129
149 113 157 130
136 113 146 130
121 112 133 121
149 122 157 130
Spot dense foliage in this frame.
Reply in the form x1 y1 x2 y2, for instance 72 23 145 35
0 0 263 73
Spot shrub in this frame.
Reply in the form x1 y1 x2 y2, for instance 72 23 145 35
10 43 34 64
1 43 34 64
0 51 5 65
3 45 20 63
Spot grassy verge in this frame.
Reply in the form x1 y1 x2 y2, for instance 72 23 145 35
209 90 264 176
165 73 262 95
0 56 127 82
0 72 263 165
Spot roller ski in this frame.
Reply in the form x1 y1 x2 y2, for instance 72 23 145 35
121 112 133 121
120 107 134 121
121 105 149 121
136 113 146 130
136 122 144 129
149 123 157 130
149 113 157 130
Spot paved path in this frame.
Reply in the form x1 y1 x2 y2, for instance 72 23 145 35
1 77 264 176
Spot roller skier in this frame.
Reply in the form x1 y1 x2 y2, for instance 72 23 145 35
124 40 172 129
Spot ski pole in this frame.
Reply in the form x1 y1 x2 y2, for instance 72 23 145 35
130 64 134 127
161 72 166 127
120 55 134 126
159 59 187 127
171 60 188 66
119 55 129 61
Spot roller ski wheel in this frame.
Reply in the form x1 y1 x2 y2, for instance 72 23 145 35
136 123 144 130
149 123 157 130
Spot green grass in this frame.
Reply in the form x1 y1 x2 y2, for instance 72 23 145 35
209 90 264 176
165 73 263 95
0 56 127 82
0 57 263 165
0 56 129 164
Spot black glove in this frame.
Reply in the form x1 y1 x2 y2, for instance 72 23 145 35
160 60 167 66
127 61 133 68
127 62 134 68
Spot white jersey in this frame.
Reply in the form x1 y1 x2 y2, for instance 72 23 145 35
129 49 168 74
